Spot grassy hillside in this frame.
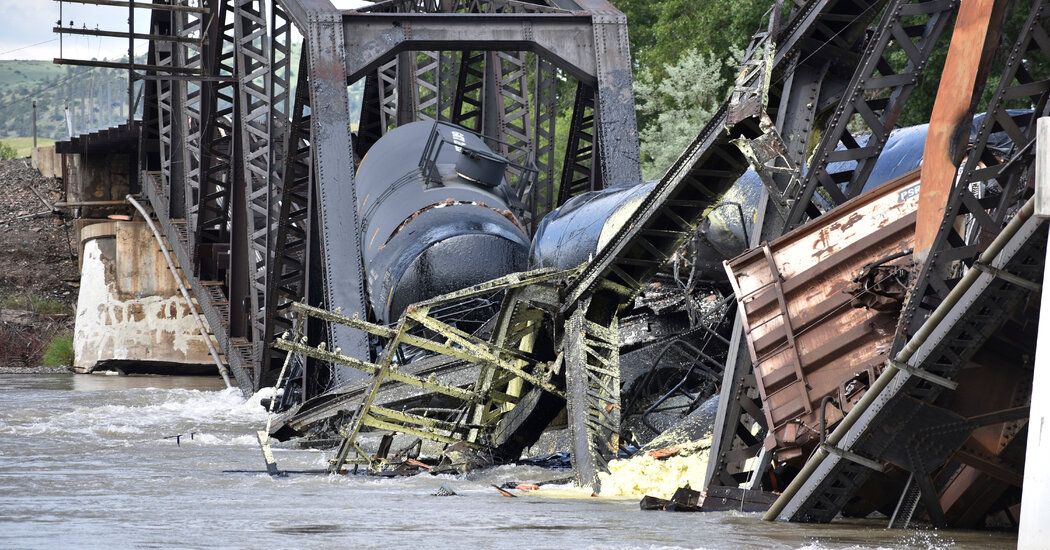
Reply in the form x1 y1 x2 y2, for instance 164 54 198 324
0 60 130 141
0 61 66 96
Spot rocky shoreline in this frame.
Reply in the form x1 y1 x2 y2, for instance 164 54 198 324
0 366 71 374
0 157 78 368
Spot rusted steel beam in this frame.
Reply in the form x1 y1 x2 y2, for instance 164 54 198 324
915 0 1008 261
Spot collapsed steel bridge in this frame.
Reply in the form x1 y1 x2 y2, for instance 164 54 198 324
58 0 1048 530
57 0 642 396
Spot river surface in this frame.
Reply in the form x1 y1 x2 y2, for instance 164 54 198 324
0 373 1018 549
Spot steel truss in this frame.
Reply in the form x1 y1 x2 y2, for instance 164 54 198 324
705 0 973 493
783 0 957 228
64 0 642 400
773 0 1050 525
271 268 575 473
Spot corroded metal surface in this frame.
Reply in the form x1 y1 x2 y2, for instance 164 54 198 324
725 170 921 462
915 0 1008 260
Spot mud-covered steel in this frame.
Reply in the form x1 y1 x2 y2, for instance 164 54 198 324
559 84 600 203
356 121 529 323
304 3 371 383
725 170 921 461
564 299 621 492
531 182 652 271
276 267 576 472
533 179 758 280
533 121 955 282
552 0 893 495
562 0 890 312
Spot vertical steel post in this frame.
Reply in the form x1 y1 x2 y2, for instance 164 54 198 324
304 9 371 378
128 0 134 125
582 6 641 188
233 0 273 357
532 57 557 219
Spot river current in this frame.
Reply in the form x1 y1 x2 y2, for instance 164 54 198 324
0 373 1018 549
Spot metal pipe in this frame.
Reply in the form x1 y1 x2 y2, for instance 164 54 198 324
764 197 1036 521
126 195 233 388
262 329 299 445
54 200 129 208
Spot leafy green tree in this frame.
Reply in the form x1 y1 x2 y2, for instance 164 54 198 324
634 48 740 180
615 0 767 80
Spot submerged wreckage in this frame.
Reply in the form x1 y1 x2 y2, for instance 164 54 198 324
50 0 1050 540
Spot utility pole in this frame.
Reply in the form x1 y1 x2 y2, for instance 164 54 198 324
32 100 37 149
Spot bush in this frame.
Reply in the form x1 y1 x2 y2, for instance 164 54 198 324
41 333 74 367
0 141 17 160
0 327 47 368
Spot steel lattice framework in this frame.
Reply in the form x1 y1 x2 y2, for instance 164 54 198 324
75 0 642 396
57 0 1046 509
769 0 1050 525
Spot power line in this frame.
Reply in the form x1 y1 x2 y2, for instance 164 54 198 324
0 39 59 58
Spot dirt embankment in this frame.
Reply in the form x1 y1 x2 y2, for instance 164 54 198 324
0 158 79 367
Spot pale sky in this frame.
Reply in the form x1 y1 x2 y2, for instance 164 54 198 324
0 0 368 61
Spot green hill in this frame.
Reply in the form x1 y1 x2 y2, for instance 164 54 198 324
0 61 66 96
0 60 130 142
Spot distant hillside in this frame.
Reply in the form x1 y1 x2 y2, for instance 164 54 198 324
0 61 66 96
0 47 363 144
0 60 129 141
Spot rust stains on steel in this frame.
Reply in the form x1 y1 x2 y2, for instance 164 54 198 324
915 0 1008 262
724 169 922 465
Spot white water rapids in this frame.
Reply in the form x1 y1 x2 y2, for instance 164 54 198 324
0 373 1015 549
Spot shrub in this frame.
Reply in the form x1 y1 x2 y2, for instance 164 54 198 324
0 141 17 160
634 48 741 180
0 327 47 368
41 333 74 367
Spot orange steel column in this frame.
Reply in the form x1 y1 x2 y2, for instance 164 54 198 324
915 0 1008 260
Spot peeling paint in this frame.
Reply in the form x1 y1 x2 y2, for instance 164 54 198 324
73 223 213 373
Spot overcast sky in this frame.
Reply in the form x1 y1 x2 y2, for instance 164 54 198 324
0 0 367 61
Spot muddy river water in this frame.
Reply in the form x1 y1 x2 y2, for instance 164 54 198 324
0 373 1019 549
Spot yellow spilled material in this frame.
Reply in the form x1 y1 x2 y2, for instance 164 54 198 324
598 436 712 500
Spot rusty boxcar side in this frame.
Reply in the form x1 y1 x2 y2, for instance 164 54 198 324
724 170 922 463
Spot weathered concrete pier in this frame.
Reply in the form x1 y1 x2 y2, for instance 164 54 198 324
74 220 215 375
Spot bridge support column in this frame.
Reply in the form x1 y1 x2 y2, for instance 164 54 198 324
1019 117 1050 549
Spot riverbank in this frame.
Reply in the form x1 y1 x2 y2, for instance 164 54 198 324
0 366 70 374
0 157 78 369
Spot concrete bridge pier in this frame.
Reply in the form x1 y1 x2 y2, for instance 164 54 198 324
73 220 216 375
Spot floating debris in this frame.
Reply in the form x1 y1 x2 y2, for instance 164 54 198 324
492 485 517 498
